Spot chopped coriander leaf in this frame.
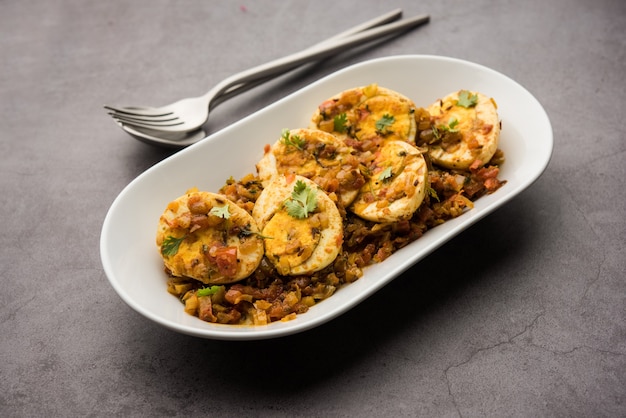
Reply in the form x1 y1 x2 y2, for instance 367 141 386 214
209 204 230 219
445 117 459 132
427 185 440 202
281 129 305 150
333 113 348 133
436 117 459 133
197 285 222 297
378 166 393 182
238 225 273 239
284 180 318 219
456 90 478 108
161 235 186 256
431 124 441 140
375 114 395 133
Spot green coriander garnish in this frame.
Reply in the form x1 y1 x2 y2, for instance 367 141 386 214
378 166 393 182
444 117 459 132
427 185 440 202
434 117 459 136
456 90 478 108
161 235 186 256
375 114 395 133
431 124 441 141
197 285 222 297
281 129 305 150
209 204 230 219
284 180 318 219
239 225 273 240
333 113 348 133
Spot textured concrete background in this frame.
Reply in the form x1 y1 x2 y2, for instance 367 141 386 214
1 0 625 416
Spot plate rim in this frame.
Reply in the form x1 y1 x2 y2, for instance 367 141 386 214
100 54 553 340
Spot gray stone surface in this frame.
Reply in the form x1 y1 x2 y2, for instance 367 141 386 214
1 0 625 416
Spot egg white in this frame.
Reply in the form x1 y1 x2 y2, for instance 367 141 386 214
427 90 500 169
252 175 343 276
256 128 364 208
310 84 417 145
350 140 428 223
156 190 264 284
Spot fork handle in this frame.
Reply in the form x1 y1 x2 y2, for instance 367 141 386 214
203 13 430 104
210 9 404 108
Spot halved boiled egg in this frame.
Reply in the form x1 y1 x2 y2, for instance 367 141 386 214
310 83 417 146
256 128 365 208
422 90 500 170
350 140 428 223
156 189 264 284
252 175 343 276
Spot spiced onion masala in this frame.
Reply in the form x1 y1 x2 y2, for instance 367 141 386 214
157 84 506 326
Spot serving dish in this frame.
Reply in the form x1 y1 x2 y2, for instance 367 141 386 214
100 55 553 340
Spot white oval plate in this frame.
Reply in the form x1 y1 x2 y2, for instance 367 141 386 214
100 55 553 340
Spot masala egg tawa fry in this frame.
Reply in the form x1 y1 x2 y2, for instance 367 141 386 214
256 128 365 208
421 90 500 170
310 83 417 146
156 189 264 284
350 140 428 223
252 174 343 276
157 85 506 326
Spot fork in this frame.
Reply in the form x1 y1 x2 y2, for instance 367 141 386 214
111 10 412 149
105 11 429 136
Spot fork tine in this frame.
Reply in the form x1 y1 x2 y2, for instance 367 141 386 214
107 111 179 124
111 114 184 128
103 104 174 118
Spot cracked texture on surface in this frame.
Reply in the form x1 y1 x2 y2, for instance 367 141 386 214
1 0 625 416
